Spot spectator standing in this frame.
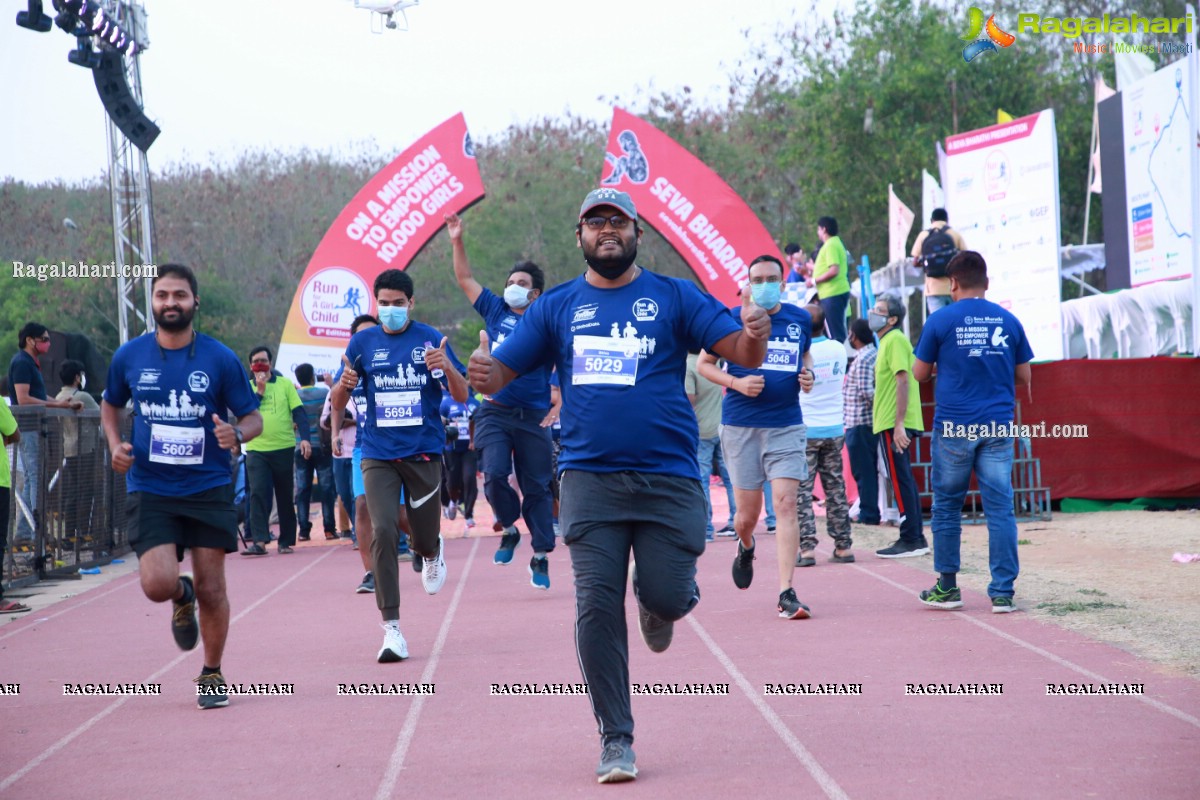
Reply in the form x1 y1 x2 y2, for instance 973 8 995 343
796 305 854 566
843 319 881 525
912 251 1032 612
241 346 306 556
8 322 82 542
294 363 336 541
811 217 852 342
870 294 929 558
686 351 736 540
911 208 967 316
55 360 99 546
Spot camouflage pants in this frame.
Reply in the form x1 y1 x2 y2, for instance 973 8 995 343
798 436 852 552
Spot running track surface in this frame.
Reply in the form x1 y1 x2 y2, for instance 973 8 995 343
2 519 1198 799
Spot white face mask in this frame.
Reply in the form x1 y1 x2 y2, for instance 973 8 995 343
504 284 532 309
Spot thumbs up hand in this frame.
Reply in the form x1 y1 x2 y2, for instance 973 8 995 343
468 330 496 392
740 283 769 341
339 354 360 392
212 413 237 450
425 336 451 375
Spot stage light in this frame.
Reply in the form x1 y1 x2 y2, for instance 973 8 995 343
53 8 76 33
67 34 99 69
15 1 53 32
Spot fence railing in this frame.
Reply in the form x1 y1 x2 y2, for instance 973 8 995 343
4 406 131 588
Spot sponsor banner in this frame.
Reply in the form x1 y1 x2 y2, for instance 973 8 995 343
276 113 485 380
1121 59 1194 286
944 109 1064 361
600 108 782 305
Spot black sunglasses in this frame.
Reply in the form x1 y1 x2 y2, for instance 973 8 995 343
582 215 632 231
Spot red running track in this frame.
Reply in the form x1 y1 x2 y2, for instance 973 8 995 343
1 528 1198 798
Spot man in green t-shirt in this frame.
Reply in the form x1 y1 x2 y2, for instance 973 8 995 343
812 216 852 343
0 400 30 612
870 294 929 558
242 346 309 556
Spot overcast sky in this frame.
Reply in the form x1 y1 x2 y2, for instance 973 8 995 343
1 0 838 185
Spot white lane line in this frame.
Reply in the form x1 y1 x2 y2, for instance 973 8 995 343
851 562 1200 729
685 615 850 800
0 574 140 642
375 536 479 800
0 546 341 794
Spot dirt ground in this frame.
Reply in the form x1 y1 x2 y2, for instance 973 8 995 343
849 508 1200 679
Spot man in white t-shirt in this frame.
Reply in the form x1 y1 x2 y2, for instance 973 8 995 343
796 304 854 566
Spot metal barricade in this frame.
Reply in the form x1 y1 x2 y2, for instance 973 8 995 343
911 396 1052 524
3 406 132 588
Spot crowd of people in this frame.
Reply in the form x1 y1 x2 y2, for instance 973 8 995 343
3 196 1032 782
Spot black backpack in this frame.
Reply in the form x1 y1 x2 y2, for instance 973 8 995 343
919 226 958 278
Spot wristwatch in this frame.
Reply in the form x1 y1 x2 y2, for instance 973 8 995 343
234 425 244 445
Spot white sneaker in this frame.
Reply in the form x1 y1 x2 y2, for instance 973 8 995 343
422 536 447 595
377 622 408 663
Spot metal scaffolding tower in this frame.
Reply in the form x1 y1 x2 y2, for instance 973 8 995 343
103 1 156 344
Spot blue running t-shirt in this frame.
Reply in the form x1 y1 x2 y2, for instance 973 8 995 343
491 268 741 479
474 287 552 409
104 333 260 496
440 396 480 452
341 322 466 461
914 297 1034 428
722 302 812 428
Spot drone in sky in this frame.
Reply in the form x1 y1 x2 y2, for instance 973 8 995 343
352 0 420 32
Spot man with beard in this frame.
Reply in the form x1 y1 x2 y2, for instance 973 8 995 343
443 212 557 589
469 188 770 783
101 264 263 709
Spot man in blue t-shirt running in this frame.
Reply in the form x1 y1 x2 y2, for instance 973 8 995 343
101 264 263 709
698 256 815 619
913 251 1033 613
443 211 558 589
331 269 469 664
468 188 771 784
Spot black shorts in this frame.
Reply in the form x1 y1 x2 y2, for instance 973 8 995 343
126 483 239 561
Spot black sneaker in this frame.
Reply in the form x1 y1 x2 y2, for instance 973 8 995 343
637 601 674 653
494 527 520 564
796 551 816 568
991 596 1017 614
631 566 673 652
528 556 550 590
194 670 229 709
875 538 930 558
829 550 856 563
766 525 777 534
355 572 375 594
920 581 963 610
777 588 811 620
595 739 637 784
732 537 755 589
171 574 199 651
241 543 268 557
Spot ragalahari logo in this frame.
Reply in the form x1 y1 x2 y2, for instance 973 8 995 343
961 7 1016 62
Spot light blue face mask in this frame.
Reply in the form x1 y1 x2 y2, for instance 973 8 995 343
750 281 781 309
378 305 408 330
